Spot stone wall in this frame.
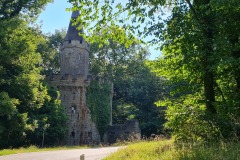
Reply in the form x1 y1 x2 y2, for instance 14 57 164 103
104 120 141 144
60 40 89 79
47 74 100 145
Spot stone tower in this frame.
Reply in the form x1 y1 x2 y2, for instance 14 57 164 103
48 11 100 145
60 11 88 79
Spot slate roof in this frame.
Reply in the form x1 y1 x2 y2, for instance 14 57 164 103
65 10 84 41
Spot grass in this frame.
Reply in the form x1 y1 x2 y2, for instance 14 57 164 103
104 139 175 160
0 145 89 156
104 139 240 160
2 139 240 159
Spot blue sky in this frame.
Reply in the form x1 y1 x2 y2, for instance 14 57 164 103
38 0 161 60
38 0 71 33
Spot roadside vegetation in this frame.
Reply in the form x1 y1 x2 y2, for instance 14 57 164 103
104 139 240 160
0 145 89 156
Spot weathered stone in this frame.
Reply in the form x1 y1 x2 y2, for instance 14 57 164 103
48 11 100 145
104 120 141 144
47 10 141 145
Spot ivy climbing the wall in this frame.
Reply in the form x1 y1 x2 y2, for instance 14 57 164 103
86 78 112 140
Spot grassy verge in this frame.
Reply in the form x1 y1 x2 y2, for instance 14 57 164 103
104 139 240 160
0 145 89 156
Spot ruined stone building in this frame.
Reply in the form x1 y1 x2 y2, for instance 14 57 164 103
104 120 141 144
48 10 141 145
48 11 100 145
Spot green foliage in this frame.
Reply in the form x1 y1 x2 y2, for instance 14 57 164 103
149 1 240 143
161 94 221 143
0 2 68 148
71 0 240 143
112 104 139 124
0 0 52 19
0 17 50 148
0 145 89 156
0 92 28 148
86 79 112 140
69 0 168 45
37 29 66 74
105 139 240 160
26 86 68 146
114 61 166 136
90 39 166 136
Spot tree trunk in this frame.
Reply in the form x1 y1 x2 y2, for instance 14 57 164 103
203 62 216 113
233 54 240 98
230 37 240 96
193 0 217 114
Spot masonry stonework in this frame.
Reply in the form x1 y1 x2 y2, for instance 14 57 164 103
104 120 141 144
47 11 100 145
47 10 141 145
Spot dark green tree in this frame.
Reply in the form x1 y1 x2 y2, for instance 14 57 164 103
0 0 68 148
0 0 52 19
26 86 68 146
37 29 66 74
90 40 166 136
71 0 240 142
0 17 50 148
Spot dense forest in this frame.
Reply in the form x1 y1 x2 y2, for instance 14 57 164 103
0 0 240 150
71 0 240 143
0 1 69 148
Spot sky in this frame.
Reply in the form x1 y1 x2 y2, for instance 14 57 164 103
38 0 161 60
37 0 71 33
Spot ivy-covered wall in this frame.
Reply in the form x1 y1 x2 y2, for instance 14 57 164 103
86 79 112 140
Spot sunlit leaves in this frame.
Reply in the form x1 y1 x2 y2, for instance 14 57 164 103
146 0 240 142
0 17 49 148
0 0 52 19
69 0 168 47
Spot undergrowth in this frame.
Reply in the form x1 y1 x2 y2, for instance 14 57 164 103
104 137 240 160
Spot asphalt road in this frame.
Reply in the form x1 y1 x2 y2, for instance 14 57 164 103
0 146 122 160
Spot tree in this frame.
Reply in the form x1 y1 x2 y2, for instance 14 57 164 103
90 40 166 136
26 85 68 146
116 60 166 136
70 0 240 142
0 0 52 20
37 29 66 74
0 0 68 148
0 17 50 148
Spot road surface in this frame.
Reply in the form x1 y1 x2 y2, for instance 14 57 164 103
0 146 123 160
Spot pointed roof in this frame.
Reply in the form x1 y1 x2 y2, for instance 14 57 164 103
65 10 83 41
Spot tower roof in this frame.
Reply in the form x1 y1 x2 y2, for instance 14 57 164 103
65 10 83 41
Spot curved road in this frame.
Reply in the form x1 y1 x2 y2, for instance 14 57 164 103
0 146 122 160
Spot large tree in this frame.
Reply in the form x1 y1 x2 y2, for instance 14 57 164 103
70 0 240 142
0 16 49 148
90 40 166 136
37 29 66 74
0 0 68 148
0 0 52 19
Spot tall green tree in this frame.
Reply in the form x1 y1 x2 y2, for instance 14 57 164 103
26 85 68 146
90 40 166 136
71 0 240 142
0 0 52 19
0 17 49 148
0 0 69 148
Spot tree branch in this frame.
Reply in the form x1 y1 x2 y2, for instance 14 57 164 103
185 0 196 15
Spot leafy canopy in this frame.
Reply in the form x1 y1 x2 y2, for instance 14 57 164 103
69 0 240 142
